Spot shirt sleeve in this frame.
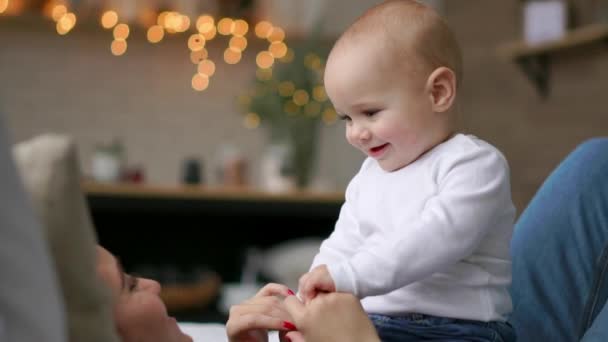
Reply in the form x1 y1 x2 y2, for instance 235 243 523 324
328 145 514 298
310 170 364 270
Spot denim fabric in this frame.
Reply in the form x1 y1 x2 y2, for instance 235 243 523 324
369 313 515 342
510 138 608 341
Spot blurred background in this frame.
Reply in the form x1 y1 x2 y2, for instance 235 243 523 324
2 0 607 323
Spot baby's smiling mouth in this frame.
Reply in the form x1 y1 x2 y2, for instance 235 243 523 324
369 143 389 154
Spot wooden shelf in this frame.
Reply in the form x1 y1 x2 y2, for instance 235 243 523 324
83 181 344 204
497 24 608 98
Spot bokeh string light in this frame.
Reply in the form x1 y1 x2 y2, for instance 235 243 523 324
0 0 9 14
1 3 336 127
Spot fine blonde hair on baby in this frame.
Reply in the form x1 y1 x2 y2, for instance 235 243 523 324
335 0 463 87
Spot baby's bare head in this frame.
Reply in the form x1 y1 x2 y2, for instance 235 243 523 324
330 0 462 87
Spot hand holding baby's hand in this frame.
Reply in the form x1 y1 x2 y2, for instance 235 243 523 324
298 265 336 302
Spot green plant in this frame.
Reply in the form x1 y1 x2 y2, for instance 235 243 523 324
239 31 335 187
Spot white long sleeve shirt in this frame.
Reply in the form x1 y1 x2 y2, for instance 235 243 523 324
311 134 515 322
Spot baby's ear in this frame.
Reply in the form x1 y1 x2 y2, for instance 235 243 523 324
426 66 456 113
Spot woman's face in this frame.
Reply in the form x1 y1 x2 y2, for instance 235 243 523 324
96 246 192 342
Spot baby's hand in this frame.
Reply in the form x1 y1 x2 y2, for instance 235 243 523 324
298 265 336 303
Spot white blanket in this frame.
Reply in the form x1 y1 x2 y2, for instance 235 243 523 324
179 323 279 342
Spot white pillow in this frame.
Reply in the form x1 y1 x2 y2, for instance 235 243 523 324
0 118 65 342
13 134 119 342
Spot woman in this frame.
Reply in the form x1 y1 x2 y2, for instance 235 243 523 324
96 244 377 342
96 245 194 342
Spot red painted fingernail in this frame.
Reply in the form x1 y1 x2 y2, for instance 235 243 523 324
287 289 295 296
283 321 297 330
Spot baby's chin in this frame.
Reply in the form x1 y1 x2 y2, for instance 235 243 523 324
376 158 411 172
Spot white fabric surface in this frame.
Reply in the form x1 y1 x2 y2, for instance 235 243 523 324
179 323 279 342
13 134 119 342
0 116 66 342
311 134 516 321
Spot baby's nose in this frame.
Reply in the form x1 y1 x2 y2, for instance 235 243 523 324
358 127 371 141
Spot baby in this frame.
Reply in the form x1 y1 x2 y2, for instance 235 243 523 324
298 1 516 341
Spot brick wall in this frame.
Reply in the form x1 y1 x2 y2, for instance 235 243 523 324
2 0 607 212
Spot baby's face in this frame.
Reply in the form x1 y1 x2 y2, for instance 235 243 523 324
324 40 445 172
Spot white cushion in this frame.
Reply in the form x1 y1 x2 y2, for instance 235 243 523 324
13 133 119 342
0 118 66 342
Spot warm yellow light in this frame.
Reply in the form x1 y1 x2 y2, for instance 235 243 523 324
243 113 260 129
279 48 295 63
313 85 327 102
233 19 249 36
147 25 164 43
62 12 76 29
157 11 169 26
113 23 130 40
1 0 10 14
200 26 217 40
293 90 310 106
322 107 338 124
188 34 206 51
51 5 67 22
190 49 208 64
177 15 191 32
196 15 214 32
164 12 181 33
56 22 68 35
101 10 118 29
269 41 287 58
305 101 322 117
256 51 274 69
217 17 234 35
56 12 76 34
198 22 214 33
278 81 295 97
197 59 216 77
267 27 285 42
255 21 273 39
223 47 242 64
111 40 127 56
229 36 247 51
284 100 299 115
256 68 272 81
191 74 210 91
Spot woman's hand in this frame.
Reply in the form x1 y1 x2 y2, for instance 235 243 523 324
226 283 297 342
283 292 380 342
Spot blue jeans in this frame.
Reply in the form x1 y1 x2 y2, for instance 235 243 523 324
509 138 608 341
369 313 515 342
